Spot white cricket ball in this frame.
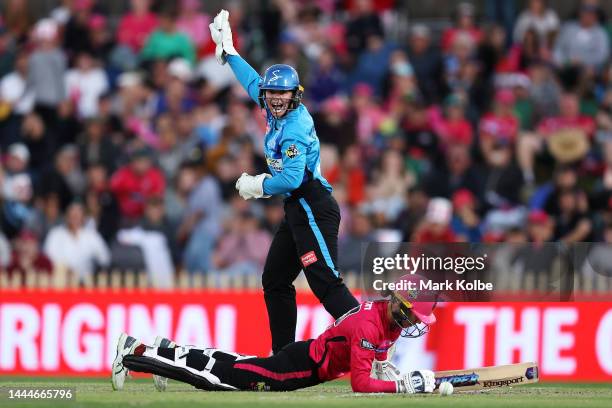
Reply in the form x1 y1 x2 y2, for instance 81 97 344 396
439 381 454 396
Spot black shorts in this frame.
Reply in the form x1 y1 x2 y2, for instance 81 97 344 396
262 180 359 353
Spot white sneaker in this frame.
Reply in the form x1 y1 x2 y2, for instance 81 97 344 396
111 333 140 391
152 336 176 391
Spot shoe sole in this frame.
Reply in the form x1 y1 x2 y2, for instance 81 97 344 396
111 333 128 391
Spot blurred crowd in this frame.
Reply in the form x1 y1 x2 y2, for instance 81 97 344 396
0 0 611 287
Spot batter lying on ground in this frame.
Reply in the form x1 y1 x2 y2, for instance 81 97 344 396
111 279 437 394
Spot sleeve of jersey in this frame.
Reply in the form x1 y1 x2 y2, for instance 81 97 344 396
262 132 308 196
226 55 260 103
349 324 398 393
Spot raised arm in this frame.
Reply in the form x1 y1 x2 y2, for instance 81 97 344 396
227 55 261 103
209 10 260 103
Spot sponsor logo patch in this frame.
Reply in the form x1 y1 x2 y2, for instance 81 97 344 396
300 251 317 267
525 366 538 380
285 144 299 159
435 373 479 388
482 377 524 387
266 156 283 172
360 339 376 350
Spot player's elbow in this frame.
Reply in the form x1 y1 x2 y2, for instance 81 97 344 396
350 377 372 393
287 175 302 191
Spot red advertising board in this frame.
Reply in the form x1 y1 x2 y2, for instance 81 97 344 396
0 289 333 376
431 303 612 381
1 290 611 381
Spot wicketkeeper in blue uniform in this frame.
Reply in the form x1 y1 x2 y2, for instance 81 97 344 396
210 10 359 354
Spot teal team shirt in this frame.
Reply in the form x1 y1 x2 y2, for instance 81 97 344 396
227 55 333 197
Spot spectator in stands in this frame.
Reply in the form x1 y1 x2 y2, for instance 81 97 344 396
518 92 594 183
141 6 195 66
1 143 35 238
553 3 610 72
176 0 210 50
2 143 31 201
5 230 53 286
307 46 344 106
110 147 165 221
78 117 118 172
366 149 413 223
349 32 395 95
451 188 482 242
87 14 113 65
139 196 178 264
28 19 66 127
345 0 383 57
430 93 474 148
211 209 272 284
0 49 34 147
3 0 31 42
326 144 366 207
84 163 119 243
63 0 96 56
0 231 10 269
479 89 520 162
554 188 592 243
406 24 444 104
312 97 356 153
513 0 560 45
177 163 222 275
441 2 483 53
65 51 109 119
43 201 110 283
526 209 553 243
395 186 429 241
338 210 374 274
413 197 457 243
117 0 157 53
39 144 86 212
423 143 483 199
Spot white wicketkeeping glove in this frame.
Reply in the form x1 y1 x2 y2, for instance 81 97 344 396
371 360 401 381
396 370 435 394
208 9 238 65
235 173 271 200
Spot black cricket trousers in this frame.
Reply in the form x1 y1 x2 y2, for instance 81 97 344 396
262 180 359 354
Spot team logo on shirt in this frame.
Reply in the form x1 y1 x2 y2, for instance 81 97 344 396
266 155 284 172
285 144 299 159
360 339 376 351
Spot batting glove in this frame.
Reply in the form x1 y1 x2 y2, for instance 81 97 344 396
371 360 401 381
396 370 435 394
235 173 271 200
208 9 238 65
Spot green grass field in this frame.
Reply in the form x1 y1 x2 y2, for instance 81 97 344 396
0 377 611 408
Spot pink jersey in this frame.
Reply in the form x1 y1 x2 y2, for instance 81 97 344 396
308 300 401 393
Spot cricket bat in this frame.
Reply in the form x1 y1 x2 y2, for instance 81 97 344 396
434 362 539 391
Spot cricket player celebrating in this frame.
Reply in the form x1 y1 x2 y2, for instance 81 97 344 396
111 281 437 393
209 10 358 354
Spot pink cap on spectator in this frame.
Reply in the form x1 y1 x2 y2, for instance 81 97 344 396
182 0 200 11
495 89 515 105
353 83 374 97
528 210 549 225
33 18 58 41
323 96 348 115
452 188 475 210
75 0 93 11
88 14 106 30
19 230 39 242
